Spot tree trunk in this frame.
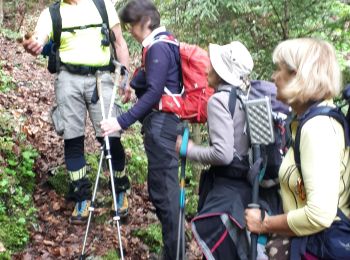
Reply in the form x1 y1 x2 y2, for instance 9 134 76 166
0 0 3 26
283 0 289 39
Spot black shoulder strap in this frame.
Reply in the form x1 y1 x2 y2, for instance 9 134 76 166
49 1 62 48
218 87 247 118
92 0 119 63
228 87 237 117
216 87 237 117
92 0 109 27
294 105 350 175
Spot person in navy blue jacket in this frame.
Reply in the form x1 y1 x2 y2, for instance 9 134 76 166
101 0 182 259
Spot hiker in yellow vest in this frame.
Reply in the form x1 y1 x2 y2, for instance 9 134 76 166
22 0 131 224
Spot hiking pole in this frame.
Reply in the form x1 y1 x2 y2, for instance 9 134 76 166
80 145 105 260
80 68 125 260
176 122 189 260
245 97 274 260
99 67 124 260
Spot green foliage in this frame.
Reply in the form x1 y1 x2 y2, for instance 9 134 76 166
1 139 38 193
47 167 69 196
122 124 148 184
0 252 11 260
0 216 30 251
155 0 350 81
47 151 112 197
0 110 38 254
85 152 109 187
102 249 120 260
120 32 142 58
0 27 21 41
132 223 163 253
182 161 199 218
0 61 15 92
86 152 100 174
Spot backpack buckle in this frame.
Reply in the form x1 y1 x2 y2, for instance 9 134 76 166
101 23 110 47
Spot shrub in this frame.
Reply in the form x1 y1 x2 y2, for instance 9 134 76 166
132 223 163 253
122 124 148 184
0 110 38 254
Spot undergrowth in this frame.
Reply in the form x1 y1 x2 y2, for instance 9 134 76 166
0 109 38 254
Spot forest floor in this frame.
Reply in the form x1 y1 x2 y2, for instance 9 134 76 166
0 33 201 260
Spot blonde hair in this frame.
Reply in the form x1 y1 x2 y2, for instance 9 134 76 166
272 38 341 105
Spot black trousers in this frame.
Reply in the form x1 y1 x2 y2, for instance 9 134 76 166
143 112 180 260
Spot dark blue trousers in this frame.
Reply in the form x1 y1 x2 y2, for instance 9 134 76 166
143 112 180 260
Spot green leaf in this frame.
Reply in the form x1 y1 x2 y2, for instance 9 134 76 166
7 159 17 166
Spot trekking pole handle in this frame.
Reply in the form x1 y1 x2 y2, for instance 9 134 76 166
112 60 129 90
179 125 189 158
179 160 186 208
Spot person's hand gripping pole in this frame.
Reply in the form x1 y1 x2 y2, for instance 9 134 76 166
98 62 128 135
176 121 189 260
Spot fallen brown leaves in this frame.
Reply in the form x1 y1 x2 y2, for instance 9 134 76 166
0 35 202 259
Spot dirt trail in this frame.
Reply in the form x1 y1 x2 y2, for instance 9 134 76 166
0 35 201 259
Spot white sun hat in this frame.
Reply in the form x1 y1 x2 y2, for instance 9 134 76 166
209 41 254 88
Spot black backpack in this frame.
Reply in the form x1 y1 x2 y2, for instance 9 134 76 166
228 81 291 185
46 0 114 73
290 86 350 260
197 81 290 214
227 80 291 214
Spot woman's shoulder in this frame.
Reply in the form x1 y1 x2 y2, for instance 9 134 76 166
300 112 345 151
302 111 344 133
209 90 230 105
148 37 174 51
146 40 173 61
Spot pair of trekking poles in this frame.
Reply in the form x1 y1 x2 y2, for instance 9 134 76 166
75 58 190 259
79 61 128 260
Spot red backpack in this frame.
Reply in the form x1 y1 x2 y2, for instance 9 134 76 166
143 35 214 123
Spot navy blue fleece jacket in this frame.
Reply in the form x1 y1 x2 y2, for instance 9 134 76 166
117 34 181 129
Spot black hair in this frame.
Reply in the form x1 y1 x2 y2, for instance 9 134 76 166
119 0 160 31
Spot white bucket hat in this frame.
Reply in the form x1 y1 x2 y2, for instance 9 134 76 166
209 41 254 87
